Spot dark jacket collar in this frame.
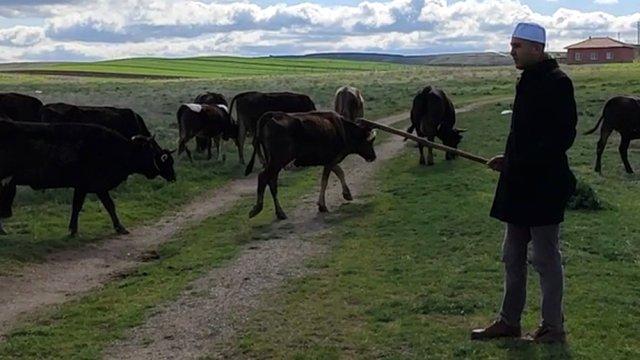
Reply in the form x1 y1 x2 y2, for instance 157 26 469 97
522 56 559 77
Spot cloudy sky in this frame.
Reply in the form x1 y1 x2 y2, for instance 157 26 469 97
0 0 638 63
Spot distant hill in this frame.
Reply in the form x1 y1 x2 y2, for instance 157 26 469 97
276 52 567 66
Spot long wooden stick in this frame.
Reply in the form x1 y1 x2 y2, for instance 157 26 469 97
358 119 489 165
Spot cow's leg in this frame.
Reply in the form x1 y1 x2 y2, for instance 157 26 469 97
619 136 633 174
237 121 246 164
427 136 435 166
213 135 224 162
0 183 17 235
249 169 271 218
97 191 129 235
332 165 353 201
233 138 242 165
268 170 286 220
178 135 194 162
418 144 426 165
595 127 612 173
68 188 87 237
317 165 332 213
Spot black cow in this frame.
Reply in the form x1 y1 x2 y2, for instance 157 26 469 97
585 96 640 173
230 91 316 163
0 92 43 122
245 111 376 219
407 86 465 165
0 120 176 236
334 86 364 122
193 92 229 154
177 103 240 162
41 103 151 138
0 94 44 234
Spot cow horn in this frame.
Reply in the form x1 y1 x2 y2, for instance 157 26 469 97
131 135 146 142
367 129 377 142
456 128 468 133
168 149 176 154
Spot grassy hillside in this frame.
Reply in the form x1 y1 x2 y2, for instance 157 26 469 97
0 56 405 78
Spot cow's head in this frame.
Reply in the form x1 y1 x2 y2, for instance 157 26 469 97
131 135 177 182
348 119 377 162
441 128 466 155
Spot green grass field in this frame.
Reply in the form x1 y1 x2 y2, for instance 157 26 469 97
1 59 640 358
2 56 405 78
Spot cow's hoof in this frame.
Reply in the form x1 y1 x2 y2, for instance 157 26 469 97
115 226 130 235
427 161 435 166
276 211 288 220
249 205 262 218
626 169 634 174
343 191 353 201
0 228 7 236
68 229 78 237
419 159 425 165
318 205 329 213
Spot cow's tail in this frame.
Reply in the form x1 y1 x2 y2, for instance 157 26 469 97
229 94 239 123
403 124 415 142
244 117 267 176
584 114 604 135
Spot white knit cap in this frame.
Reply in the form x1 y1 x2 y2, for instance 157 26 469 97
512 22 546 45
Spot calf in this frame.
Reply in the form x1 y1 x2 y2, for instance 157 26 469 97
245 111 376 219
176 103 240 162
585 96 640 173
407 86 465 165
0 120 175 236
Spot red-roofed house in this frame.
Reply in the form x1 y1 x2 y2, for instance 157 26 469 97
565 37 637 65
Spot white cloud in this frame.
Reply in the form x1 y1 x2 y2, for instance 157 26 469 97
594 0 618 4
0 0 638 62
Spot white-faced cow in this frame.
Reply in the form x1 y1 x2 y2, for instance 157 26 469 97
0 120 176 236
244 111 376 220
229 91 316 164
407 86 465 165
176 103 240 162
334 86 365 122
585 96 640 173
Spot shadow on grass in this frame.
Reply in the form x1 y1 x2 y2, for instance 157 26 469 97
498 338 572 359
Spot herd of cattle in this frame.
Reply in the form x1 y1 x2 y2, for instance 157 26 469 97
0 86 638 236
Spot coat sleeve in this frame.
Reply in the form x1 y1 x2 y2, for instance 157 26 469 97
517 76 577 166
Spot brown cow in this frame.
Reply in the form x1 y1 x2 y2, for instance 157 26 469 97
229 91 316 164
334 86 364 121
177 103 240 162
193 92 229 154
585 96 640 173
244 111 376 219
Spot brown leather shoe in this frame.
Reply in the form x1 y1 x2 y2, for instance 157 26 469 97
471 319 521 340
523 324 566 344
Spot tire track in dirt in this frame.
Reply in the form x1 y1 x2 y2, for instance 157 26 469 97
103 97 510 359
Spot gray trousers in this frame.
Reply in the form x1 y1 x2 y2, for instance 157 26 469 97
499 223 564 330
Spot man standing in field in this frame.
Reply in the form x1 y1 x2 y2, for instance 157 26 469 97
471 23 577 343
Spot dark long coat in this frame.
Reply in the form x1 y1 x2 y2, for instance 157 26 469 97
490 58 577 226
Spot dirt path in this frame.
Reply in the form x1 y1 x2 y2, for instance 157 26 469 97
0 110 419 337
0 95 510 341
103 97 509 359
